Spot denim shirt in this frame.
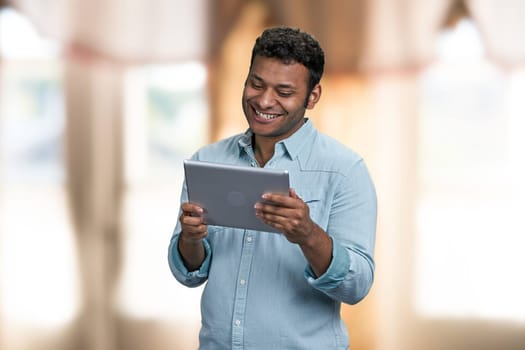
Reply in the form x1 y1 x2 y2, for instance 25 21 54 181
168 119 377 350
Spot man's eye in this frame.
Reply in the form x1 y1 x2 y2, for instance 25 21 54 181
250 82 263 89
278 91 293 97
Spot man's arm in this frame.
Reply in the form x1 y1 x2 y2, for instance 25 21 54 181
255 160 377 305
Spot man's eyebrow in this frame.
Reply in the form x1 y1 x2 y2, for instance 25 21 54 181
276 83 296 90
250 74 263 81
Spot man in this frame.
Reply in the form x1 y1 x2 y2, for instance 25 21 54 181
168 26 377 349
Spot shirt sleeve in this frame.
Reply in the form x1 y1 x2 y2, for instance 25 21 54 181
168 232 212 287
167 173 212 287
305 159 377 305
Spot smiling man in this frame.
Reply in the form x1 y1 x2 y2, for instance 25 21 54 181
168 26 377 350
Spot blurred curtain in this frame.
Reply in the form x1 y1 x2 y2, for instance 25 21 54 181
64 56 125 350
10 0 208 62
4 0 525 350
466 0 525 66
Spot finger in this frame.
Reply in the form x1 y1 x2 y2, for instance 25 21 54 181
256 205 301 227
181 202 205 215
289 187 300 199
261 192 298 208
181 219 208 233
257 204 295 220
188 224 208 235
265 211 302 227
257 195 306 216
181 215 205 226
259 215 299 236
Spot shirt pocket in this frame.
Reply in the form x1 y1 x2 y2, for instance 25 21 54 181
294 188 325 227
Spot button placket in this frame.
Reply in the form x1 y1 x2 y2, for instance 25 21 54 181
230 231 256 349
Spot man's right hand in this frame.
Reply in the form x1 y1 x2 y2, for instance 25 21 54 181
179 202 208 242
178 202 208 270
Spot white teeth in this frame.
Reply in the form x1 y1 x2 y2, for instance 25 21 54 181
256 110 280 120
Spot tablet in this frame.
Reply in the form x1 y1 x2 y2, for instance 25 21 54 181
183 159 289 233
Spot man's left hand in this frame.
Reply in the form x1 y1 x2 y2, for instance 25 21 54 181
255 188 316 245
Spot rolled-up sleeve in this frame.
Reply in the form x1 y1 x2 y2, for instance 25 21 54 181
304 237 350 289
168 233 212 287
305 159 377 305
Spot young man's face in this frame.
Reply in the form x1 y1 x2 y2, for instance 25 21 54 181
242 55 321 141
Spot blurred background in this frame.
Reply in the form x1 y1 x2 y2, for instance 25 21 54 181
1 0 524 349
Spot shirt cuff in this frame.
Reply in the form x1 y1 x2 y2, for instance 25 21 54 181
304 237 350 290
169 234 212 282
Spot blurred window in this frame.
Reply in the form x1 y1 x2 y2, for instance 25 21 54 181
416 19 525 322
0 8 78 329
118 62 209 320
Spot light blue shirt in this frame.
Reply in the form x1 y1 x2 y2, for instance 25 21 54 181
168 119 377 349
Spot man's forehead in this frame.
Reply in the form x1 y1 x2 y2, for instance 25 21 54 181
249 56 309 84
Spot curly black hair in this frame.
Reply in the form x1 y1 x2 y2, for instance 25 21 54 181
249 26 325 94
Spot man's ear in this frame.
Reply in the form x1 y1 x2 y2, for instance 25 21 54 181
306 84 321 109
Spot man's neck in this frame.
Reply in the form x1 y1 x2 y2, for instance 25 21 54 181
253 136 276 168
250 118 307 167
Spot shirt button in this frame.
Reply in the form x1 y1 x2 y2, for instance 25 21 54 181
235 319 241 326
246 236 253 243
240 279 246 285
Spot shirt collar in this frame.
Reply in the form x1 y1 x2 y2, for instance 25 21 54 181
237 118 315 160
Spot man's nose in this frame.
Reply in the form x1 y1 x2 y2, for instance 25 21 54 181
257 89 276 108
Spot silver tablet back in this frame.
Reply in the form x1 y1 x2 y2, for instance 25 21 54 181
183 159 289 233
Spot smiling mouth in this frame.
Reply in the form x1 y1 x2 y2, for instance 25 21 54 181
255 109 282 120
